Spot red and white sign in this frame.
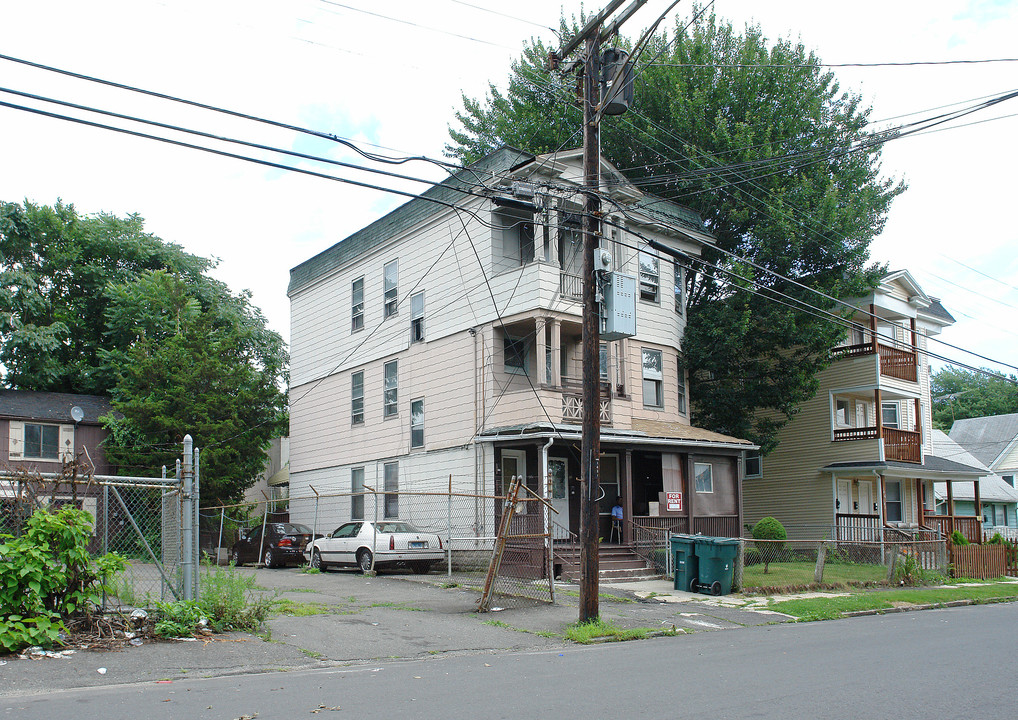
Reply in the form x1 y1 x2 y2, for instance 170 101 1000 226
666 491 683 512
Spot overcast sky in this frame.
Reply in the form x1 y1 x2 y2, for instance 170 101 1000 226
1 0 1015 378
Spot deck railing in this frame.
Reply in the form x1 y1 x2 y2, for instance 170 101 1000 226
830 341 917 382
883 427 922 463
925 514 983 544
559 272 582 300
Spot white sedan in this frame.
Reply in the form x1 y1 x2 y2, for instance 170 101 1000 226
307 521 444 574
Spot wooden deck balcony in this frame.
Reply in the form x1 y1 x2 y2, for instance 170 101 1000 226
830 342 918 382
832 426 922 463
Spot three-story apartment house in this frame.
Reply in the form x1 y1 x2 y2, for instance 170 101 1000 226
287 147 753 553
742 270 986 541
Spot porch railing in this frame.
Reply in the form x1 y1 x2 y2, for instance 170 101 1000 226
561 393 612 425
878 344 918 382
559 272 582 300
629 519 671 574
830 341 917 383
831 426 922 463
692 515 739 537
631 515 688 534
883 427 922 463
836 513 881 542
925 514 983 544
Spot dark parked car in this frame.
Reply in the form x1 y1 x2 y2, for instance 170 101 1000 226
230 523 315 568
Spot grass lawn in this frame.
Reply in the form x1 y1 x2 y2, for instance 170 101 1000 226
769 582 1018 621
742 561 888 589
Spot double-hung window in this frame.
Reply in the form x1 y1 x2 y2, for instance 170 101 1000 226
351 467 365 520
410 291 425 343
744 452 762 479
383 462 399 519
641 348 663 408
497 209 535 266
639 252 659 302
25 423 59 459
677 365 687 414
351 277 364 333
881 402 899 429
383 260 399 318
351 371 364 425
410 398 424 449
383 360 398 417
885 480 902 522
674 264 684 315
504 335 528 375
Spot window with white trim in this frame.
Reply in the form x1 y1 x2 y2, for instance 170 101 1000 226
885 480 902 522
694 462 713 493
351 276 364 333
881 402 899 429
383 461 399 519
744 452 762 479
25 423 59 459
677 367 686 415
383 260 398 318
674 264 684 316
642 348 663 408
639 252 659 302
504 335 528 375
410 398 424 449
351 467 365 520
351 371 364 425
383 360 398 417
410 291 425 343
835 398 851 427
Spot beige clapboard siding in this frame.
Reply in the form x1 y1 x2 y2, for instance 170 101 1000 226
624 340 689 426
997 442 1018 473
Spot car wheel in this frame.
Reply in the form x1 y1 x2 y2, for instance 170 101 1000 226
263 548 276 568
357 549 373 574
410 561 432 575
311 548 328 572
231 549 241 566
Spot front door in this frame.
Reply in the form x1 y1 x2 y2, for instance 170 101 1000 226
858 480 874 516
836 479 852 516
549 457 570 539
501 449 527 514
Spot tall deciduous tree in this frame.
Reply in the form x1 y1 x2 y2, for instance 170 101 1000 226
447 11 902 449
1 200 288 503
932 366 1018 431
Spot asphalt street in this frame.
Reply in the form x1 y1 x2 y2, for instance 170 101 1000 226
4 601 1015 719
0 565 785 698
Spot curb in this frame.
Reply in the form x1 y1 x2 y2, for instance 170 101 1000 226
842 595 1018 618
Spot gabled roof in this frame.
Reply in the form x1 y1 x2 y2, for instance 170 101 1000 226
880 269 929 304
950 413 1018 468
0 390 111 424
288 146 534 297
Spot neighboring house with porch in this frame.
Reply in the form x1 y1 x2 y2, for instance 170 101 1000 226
931 430 1018 539
287 147 754 571
949 413 1018 539
742 270 987 542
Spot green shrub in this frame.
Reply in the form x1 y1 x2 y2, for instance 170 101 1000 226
198 559 273 631
751 517 786 574
154 600 205 637
0 505 125 653
949 530 969 546
986 534 1018 565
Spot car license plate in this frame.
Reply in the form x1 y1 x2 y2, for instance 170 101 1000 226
409 541 427 549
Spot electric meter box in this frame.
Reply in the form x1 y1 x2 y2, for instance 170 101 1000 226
602 272 636 340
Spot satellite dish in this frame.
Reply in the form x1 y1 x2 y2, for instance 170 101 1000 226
70 406 84 424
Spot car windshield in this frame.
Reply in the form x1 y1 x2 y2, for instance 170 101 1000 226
273 523 312 535
373 522 420 534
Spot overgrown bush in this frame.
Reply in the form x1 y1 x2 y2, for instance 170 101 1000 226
153 560 274 637
894 552 946 586
751 517 786 574
0 505 125 653
986 533 1017 565
950 530 969 546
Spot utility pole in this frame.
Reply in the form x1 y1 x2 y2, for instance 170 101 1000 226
552 0 646 625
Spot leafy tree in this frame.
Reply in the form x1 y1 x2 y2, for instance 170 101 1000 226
1 200 288 504
446 11 901 449
931 365 1018 431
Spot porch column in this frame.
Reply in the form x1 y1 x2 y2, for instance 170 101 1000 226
535 317 548 386
914 398 922 441
870 303 878 353
974 479 982 526
916 478 925 527
878 474 886 527
623 449 633 545
874 388 883 459
550 319 562 387
947 481 955 535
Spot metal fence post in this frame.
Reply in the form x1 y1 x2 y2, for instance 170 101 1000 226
447 475 453 578
193 447 200 601
216 507 225 566
181 434 194 601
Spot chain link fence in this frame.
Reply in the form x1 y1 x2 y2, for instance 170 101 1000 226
2 463 187 610
204 477 558 609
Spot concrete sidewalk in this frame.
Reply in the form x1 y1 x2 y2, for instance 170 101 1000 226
0 567 788 698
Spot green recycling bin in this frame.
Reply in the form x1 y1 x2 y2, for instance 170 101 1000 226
670 534 699 593
692 536 740 596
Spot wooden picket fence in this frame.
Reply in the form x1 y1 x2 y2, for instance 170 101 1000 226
949 543 1006 580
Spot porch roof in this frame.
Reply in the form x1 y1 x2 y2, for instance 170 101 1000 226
477 421 756 452
933 474 1018 504
822 454 985 480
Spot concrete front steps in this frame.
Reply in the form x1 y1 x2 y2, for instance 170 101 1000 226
554 543 661 583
